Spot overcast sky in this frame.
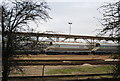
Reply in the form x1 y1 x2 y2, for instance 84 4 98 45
38 1 103 36
31 0 118 36
1 0 118 36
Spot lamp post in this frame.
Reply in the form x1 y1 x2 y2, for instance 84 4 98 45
68 22 72 35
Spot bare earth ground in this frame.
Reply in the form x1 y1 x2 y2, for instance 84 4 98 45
14 54 111 60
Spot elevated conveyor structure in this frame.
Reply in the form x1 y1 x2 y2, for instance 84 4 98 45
10 32 118 41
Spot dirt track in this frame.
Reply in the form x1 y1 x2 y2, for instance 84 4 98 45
14 55 111 61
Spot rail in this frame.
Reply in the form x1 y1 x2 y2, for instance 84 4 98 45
9 73 120 81
11 60 118 66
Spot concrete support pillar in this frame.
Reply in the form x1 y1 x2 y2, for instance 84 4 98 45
74 38 77 42
36 36 39 42
56 37 59 42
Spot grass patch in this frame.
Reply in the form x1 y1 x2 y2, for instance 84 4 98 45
45 65 114 75
10 72 26 75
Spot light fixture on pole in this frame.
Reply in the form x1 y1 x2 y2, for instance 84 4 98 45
68 22 72 35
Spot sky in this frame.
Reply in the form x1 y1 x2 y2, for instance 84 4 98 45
32 0 118 36
37 1 102 36
1 0 118 36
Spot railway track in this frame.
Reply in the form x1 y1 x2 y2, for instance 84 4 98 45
9 73 120 81
10 55 117 66
8 55 120 81
11 61 118 66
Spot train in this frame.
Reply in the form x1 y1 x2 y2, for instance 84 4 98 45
15 41 119 55
44 42 119 54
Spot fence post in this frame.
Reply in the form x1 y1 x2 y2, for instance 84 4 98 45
42 65 45 76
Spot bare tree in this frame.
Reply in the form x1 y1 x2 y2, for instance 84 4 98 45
1 0 51 81
98 1 120 76
98 1 120 37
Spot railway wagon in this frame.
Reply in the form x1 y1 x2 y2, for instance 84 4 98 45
44 42 118 55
